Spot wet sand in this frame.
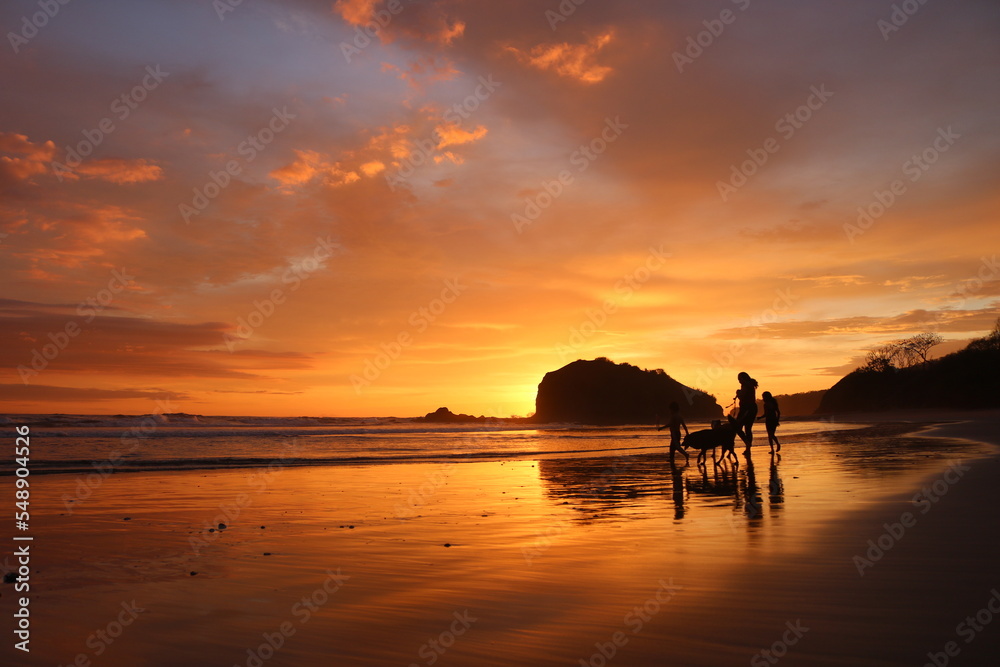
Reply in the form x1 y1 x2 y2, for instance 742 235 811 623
2 414 998 666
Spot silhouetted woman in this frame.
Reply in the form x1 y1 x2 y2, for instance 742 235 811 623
733 371 758 451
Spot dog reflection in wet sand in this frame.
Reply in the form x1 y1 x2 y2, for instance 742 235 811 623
682 416 740 465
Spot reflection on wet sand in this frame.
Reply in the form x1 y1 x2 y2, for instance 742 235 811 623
536 450 785 529
769 452 785 518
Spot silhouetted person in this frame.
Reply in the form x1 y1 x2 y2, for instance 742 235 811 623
657 401 689 462
733 371 758 452
757 390 781 453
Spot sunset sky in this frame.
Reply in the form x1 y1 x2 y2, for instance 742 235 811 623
1 0 998 417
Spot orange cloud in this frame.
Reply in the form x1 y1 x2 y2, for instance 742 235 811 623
364 125 414 159
360 160 386 176
0 134 163 185
381 56 459 89
506 30 615 84
0 132 57 182
435 123 488 149
332 0 379 26
433 151 463 165
269 149 361 188
74 158 163 184
435 20 465 45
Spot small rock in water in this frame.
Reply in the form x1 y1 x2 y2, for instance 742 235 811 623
348 525 354 529
263 552 271 556
3 572 16 583
208 528 215 533
190 571 198 576
218 523 227 530
260 526 266 529
123 517 131 521
444 543 451 548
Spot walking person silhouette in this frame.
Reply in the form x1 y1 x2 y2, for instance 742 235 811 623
733 372 758 453
758 390 781 453
658 401 689 463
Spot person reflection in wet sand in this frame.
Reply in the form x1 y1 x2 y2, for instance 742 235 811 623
742 455 763 520
768 451 784 514
670 461 685 521
758 391 781 453
657 401 689 463
733 372 758 452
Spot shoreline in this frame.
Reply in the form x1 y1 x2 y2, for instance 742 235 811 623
626 411 1000 666
2 417 967 478
2 413 998 665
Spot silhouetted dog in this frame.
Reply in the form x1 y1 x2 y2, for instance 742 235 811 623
682 416 739 465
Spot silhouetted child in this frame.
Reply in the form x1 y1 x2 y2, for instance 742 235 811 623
658 401 689 462
757 391 781 452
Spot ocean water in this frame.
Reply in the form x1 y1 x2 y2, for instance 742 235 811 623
0 413 977 475
4 414 995 667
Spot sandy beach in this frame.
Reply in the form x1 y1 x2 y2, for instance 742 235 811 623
2 413 999 666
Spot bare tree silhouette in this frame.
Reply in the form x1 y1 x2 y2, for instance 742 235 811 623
860 332 944 372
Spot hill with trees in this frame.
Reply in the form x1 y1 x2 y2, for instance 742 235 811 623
533 358 722 425
817 324 1000 413
770 390 827 417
